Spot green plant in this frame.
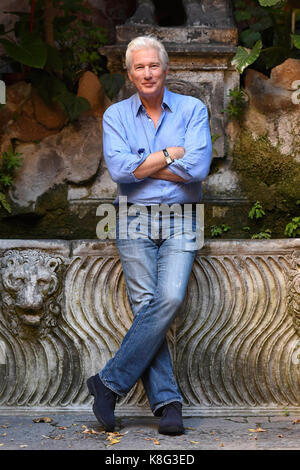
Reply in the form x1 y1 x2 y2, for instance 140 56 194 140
0 147 23 212
251 228 272 238
0 0 124 120
284 216 300 237
248 201 266 219
211 133 221 156
222 87 248 119
232 0 300 75
210 224 231 237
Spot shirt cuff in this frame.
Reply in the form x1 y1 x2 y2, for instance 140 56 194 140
167 161 192 182
129 149 148 183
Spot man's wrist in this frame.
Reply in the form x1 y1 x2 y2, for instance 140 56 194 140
162 148 173 165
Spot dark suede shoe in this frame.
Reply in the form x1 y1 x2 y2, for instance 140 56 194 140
87 374 117 432
158 402 184 435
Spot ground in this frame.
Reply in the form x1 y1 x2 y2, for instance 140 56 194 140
0 412 299 451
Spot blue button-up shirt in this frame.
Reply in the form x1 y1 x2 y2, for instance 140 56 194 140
103 87 212 205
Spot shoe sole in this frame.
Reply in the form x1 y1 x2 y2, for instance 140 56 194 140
87 376 115 432
159 427 185 436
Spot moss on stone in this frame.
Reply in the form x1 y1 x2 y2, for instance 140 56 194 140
231 131 300 239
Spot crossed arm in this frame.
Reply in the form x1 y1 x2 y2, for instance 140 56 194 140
133 146 187 182
103 101 212 185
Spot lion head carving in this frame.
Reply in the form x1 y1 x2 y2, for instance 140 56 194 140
0 249 66 338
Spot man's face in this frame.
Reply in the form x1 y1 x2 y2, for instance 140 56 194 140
128 47 168 101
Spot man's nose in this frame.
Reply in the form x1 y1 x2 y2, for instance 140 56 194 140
144 66 152 78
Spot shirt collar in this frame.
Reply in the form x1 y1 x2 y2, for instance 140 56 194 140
134 87 173 116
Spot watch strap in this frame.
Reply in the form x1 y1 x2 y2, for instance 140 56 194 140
162 148 173 165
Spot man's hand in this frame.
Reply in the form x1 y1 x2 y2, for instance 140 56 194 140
133 146 185 180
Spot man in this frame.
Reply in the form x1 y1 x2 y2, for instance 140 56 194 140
87 36 212 435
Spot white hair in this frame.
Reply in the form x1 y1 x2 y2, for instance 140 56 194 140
125 36 169 71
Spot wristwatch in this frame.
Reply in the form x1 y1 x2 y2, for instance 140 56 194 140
162 149 173 165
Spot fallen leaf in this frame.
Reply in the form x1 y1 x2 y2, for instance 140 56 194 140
105 431 125 447
41 435 50 439
292 419 300 424
220 443 224 447
0 443 4 447
33 417 53 423
108 438 120 445
106 431 125 439
20 444 28 448
82 428 99 435
248 427 266 433
2 433 6 436
186 427 196 431
256 426 267 432
190 440 200 444
58 426 67 430
278 434 283 438
143 437 160 444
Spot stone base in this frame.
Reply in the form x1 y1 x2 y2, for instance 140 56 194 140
0 239 299 413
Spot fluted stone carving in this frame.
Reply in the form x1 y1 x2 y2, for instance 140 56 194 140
0 240 299 414
287 250 300 337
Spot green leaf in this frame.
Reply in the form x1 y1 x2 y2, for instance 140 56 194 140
258 0 281 6
99 73 125 101
233 0 247 7
0 192 11 213
231 40 262 74
2 148 23 170
54 93 91 122
240 29 261 47
0 34 47 68
45 45 63 71
250 16 273 32
234 10 252 22
0 174 13 187
291 34 300 50
259 46 288 69
30 71 66 105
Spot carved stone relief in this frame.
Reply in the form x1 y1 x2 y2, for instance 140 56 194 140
287 250 300 337
0 240 299 413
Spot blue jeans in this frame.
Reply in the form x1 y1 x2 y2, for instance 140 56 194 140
99 208 197 414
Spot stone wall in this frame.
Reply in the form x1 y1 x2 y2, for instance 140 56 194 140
0 238 299 415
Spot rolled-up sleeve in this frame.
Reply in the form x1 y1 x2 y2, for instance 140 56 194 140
103 106 147 183
168 102 212 183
